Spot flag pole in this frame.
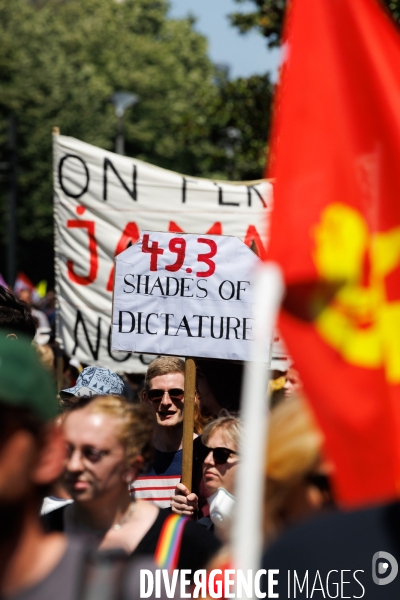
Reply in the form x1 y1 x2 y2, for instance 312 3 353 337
233 262 285 592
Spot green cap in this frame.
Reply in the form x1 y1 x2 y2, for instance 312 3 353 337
0 332 58 421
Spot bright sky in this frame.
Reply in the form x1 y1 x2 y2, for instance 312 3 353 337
168 0 280 81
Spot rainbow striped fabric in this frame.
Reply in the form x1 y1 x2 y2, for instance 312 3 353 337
154 514 189 572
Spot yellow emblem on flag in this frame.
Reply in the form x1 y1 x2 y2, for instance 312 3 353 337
312 203 400 383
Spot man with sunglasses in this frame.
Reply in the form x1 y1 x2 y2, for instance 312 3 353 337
132 356 206 513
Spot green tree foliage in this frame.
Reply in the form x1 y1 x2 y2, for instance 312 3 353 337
0 0 273 282
229 0 400 48
229 0 285 48
384 0 400 22
208 72 273 181
0 0 214 278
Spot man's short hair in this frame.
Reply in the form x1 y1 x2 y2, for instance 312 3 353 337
144 356 185 392
0 286 37 340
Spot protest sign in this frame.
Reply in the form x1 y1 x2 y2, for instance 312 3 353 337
54 133 272 372
112 231 264 362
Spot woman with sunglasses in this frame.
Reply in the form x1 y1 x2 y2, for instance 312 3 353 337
43 395 221 571
172 414 241 541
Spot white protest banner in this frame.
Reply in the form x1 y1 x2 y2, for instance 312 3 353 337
112 231 264 361
54 133 272 372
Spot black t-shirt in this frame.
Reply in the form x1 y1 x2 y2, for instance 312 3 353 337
133 507 220 570
262 501 400 599
197 515 214 532
43 506 220 572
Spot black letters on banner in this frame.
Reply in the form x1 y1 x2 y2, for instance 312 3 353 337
72 309 157 363
103 158 137 201
247 185 267 208
181 177 198 204
182 177 187 203
59 154 90 199
107 327 130 362
214 182 239 207
72 309 132 363
72 310 101 360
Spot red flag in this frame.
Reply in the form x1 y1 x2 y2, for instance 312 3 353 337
267 0 400 506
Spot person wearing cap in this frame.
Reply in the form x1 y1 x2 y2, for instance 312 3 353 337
60 365 125 405
42 366 125 514
0 332 74 598
0 333 167 600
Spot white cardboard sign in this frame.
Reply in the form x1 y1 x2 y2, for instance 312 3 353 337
112 231 264 361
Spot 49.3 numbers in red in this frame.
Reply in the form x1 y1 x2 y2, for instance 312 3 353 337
141 234 217 277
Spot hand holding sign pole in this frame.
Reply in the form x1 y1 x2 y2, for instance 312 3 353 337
112 230 268 486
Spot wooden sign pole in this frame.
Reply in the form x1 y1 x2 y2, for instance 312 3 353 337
181 357 196 490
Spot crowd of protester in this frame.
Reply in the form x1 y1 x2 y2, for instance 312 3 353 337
0 283 341 599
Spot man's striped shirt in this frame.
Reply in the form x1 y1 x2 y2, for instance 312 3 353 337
131 448 183 509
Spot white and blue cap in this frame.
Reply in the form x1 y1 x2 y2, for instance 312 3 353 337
60 366 124 399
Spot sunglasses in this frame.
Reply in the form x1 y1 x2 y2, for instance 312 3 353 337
147 388 185 402
197 445 239 465
66 444 110 464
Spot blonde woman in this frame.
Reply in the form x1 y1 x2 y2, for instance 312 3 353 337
265 395 334 543
43 395 220 571
172 414 241 542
